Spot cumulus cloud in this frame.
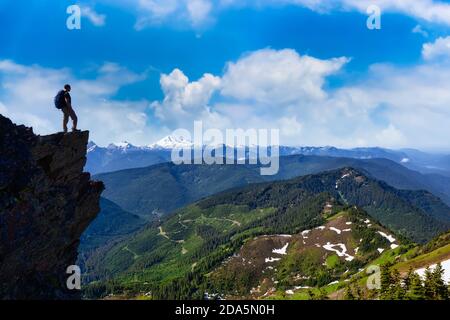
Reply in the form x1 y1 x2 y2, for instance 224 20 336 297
221 49 348 104
3 45 450 149
151 68 221 127
149 47 450 149
422 36 450 61
0 60 156 146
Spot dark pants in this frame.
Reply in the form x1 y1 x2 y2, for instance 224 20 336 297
61 106 78 132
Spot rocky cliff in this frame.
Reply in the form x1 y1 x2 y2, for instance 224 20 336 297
0 114 104 299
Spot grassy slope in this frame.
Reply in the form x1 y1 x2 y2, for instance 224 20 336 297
84 169 450 299
312 232 450 300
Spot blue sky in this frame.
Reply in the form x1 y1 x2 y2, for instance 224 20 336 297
1 0 450 150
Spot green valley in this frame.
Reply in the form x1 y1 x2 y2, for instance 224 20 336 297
83 168 450 300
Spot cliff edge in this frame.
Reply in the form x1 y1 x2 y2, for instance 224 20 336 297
0 114 104 299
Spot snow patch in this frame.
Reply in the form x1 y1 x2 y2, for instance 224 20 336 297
329 227 341 234
415 259 450 284
285 290 294 295
265 257 281 263
401 158 410 163
378 231 396 243
323 242 354 261
272 243 289 255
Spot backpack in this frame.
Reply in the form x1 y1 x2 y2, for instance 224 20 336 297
54 90 66 109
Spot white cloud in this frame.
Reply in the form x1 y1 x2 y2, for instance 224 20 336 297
375 124 406 147
221 49 348 104
3 44 450 149
223 0 450 27
81 6 106 26
338 0 450 26
0 60 156 146
149 47 450 149
151 68 221 127
278 117 303 137
422 36 450 61
102 0 450 30
187 0 213 26
134 0 213 29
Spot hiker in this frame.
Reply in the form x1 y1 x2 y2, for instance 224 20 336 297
54 84 79 133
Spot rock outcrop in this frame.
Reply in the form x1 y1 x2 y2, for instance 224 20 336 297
0 114 104 299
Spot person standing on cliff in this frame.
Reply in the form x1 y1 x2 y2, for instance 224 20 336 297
54 84 79 133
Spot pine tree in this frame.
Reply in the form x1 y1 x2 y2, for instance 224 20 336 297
407 272 425 300
380 263 393 299
403 267 413 291
391 269 405 300
432 263 449 300
423 267 435 299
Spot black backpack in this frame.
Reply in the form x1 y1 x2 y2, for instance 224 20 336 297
54 90 66 109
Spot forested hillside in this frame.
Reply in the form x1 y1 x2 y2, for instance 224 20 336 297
83 168 450 299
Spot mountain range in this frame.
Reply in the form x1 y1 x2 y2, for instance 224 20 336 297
80 154 450 257
82 168 450 300
80 138 450 300
86 136 450 176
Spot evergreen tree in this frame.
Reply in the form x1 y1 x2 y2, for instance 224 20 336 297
423 267 435 299
407 272 425 300
432 263 449 300
380 263 394 299
403 267 413 291
391 269 405 300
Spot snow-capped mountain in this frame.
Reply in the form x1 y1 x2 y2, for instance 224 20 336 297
86 138 450 177
148 135 194 150
106 141 144 152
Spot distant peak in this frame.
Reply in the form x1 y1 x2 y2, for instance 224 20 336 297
149 135 193 149
87 141 97 153
107 141 137 150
